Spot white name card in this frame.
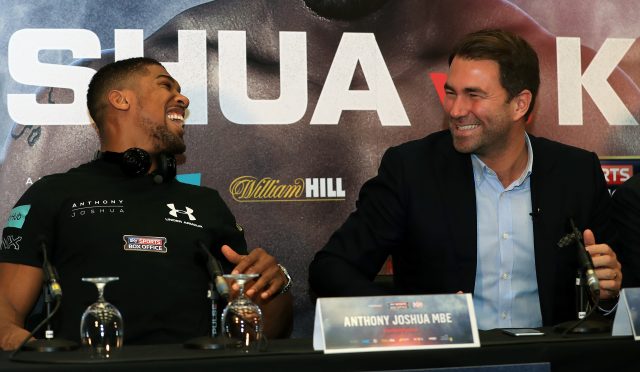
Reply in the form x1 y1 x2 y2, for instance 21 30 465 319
612 287 640 339
313 293 479 353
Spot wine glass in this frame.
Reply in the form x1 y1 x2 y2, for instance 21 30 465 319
80 277 124 358
221 273 263 352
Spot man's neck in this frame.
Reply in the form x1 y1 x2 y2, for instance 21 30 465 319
478 134 529 188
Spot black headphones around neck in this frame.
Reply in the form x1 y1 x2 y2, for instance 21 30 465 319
97 148 176 183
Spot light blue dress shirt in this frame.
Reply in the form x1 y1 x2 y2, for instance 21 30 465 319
471 134 543 329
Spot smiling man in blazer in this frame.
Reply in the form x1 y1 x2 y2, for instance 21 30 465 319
309 29 622 329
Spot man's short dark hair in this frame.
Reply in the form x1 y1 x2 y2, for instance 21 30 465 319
448 29 540 120
87 57 163 132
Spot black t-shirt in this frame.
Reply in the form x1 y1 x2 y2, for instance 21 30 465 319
0 159 247 344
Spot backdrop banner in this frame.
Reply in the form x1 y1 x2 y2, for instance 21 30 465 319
2 0 639 337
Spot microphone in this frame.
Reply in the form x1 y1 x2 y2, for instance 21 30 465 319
529 207 542 220
553 218 611 335
40 240 62 300
198 241 229 300
184 241 229 349
558 218 600 299
570 219 600 299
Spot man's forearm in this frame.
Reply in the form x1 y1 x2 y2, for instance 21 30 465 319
0 263 44 350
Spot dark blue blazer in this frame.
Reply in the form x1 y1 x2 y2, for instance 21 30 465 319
309 130 615 326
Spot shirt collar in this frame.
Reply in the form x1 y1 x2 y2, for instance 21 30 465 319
471 133 533 189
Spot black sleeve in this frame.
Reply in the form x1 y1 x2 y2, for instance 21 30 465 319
0 178 58 268
209 189 248 273
612 174 640 287
309 146 408 297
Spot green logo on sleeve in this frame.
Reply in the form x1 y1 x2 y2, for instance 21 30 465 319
5 205 31 229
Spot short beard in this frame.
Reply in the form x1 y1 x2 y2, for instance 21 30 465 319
144 118 186 155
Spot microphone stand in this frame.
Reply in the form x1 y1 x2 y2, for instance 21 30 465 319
553 226 610 334
12 240 79 357
10 288 77 359
183 282 226 350
21 286 78 352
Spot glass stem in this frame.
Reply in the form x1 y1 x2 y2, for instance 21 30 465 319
238 280 245 298
96 283 106 302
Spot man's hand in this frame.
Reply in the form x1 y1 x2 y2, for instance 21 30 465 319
0 323 31 351
221 245 288 301
584 229 622 300
221 245 293 338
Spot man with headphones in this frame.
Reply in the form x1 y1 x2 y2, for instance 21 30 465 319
0 57 293 350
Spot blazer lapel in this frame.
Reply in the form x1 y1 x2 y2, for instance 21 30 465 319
529 135 563 325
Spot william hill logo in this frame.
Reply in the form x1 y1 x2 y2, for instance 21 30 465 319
230 176 346 202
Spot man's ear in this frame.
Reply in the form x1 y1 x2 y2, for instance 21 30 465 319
511 89 532 122
108 90 131 111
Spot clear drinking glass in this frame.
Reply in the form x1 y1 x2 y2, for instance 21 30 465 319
80 277 124 358
221 273 263 352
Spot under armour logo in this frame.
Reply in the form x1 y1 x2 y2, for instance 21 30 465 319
167 203 196 221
